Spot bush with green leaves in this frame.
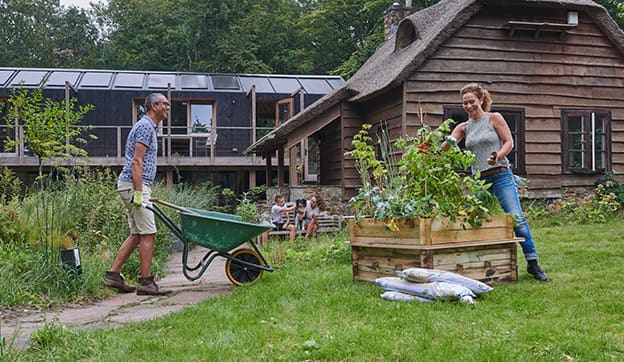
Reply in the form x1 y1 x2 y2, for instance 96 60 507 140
347 120 495 229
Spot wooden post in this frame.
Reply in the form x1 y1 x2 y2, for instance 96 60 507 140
289 146 297 185
265 153 272 186
277 147 284 187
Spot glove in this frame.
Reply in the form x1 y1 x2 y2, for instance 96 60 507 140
487 152 498 165
132 190 144 207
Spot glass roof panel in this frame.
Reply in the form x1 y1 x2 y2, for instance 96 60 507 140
327 78 345 89
114 73 144 88
11 71 48 86
269 77 301 94
0 70 14 86
211 75 240 90
45 71 81 87
238 76 273 93
180 74 208 89
298 78 333 94
79 72 113 87
147 74 176 89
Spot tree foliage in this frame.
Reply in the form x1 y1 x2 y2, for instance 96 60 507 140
0 0 623 78
4 86 95 177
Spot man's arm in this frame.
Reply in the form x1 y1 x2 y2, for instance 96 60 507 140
131 142 147 191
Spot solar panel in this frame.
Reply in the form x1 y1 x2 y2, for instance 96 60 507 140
114 73 144 88
45 71 81 87
326 78 345 89
79 72 113 88
298 78 332 94
147 74 176 89
269 77 300 94
0 70 14 86
180 74 208 89
11 71 48 86
238 76 273 93
212 75 239 90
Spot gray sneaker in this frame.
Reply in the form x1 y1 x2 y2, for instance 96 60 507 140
137 276 172 296
104 271 136 293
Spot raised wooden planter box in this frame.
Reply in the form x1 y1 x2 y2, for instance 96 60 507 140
348 214 514 246
348 216 519 285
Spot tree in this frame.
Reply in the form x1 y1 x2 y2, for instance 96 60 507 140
0 0 58 67
4 86 95 177
51 6 99 68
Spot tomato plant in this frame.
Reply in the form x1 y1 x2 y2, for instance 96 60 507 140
346 119 496 229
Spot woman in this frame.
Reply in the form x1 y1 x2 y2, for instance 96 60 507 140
442 83 549 281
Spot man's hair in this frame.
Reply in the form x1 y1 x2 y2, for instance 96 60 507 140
145 93 166 112
274 195 284 202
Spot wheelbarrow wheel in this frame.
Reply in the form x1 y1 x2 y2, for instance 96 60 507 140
225 248 264 286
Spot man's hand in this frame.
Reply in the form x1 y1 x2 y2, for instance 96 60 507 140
132 190 143 207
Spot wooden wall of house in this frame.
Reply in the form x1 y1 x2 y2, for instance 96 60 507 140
319 118 342 186
403 5 624 198
339 87 404 200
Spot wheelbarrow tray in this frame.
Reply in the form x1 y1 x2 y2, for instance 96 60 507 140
179 207 273 252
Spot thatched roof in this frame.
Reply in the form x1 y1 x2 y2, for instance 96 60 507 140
246 0 624 154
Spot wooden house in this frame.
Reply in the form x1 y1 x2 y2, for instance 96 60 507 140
0 68 344 192
246 0 624 200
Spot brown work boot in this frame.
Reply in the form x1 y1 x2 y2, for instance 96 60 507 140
136 275 172 296
104 271 136 293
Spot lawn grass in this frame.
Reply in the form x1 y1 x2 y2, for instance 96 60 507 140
12 219 624 361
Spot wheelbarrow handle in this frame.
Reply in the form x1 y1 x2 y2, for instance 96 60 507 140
149 198 199 215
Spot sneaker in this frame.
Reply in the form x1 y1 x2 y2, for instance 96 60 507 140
104 271 136 293
137 276 172 296
527 260 549 282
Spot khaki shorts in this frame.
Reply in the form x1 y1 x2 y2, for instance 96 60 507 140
117 180 156 235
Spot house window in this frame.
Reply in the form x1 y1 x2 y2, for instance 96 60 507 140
561 109 611 173
0 98 17 155
443 106 526 174
133 98 215 136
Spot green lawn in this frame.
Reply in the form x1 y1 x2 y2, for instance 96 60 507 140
10 220 624 361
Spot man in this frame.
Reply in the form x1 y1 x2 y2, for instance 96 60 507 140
104 93 172 295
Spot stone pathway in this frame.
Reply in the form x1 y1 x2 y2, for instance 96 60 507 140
1 246 233 351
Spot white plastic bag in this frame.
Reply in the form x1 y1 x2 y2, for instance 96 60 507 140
380 291 434 303
396 268 493 295
375 277 476 300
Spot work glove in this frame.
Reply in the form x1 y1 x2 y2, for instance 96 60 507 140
132 190 143 207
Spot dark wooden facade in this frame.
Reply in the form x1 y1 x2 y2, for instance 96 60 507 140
0 68 343 192
246 0 624 200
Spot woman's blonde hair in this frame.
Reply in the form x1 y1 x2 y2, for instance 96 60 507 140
460 83 492 112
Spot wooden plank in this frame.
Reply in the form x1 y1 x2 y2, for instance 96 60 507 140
350 239 518 284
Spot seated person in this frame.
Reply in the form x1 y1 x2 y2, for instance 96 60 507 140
265 194 296 242
303 195 321 238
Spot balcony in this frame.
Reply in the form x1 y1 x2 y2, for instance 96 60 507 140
0 124 284 168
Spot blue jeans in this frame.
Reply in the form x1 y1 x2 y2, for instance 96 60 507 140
481 169 538 261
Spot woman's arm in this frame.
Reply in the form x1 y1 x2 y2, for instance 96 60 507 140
441 122 467 151
489 112 514 162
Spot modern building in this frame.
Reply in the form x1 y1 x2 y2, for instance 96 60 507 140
0 67 344 192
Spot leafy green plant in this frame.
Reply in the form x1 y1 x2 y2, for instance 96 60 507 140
235 192 260 223
4 85 95 178
0 166 23 204
347 119 494 229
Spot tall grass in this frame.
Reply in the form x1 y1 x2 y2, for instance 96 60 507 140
0 167 240 308
11 220 624 361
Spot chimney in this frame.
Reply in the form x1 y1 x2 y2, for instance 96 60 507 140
384 1 415 40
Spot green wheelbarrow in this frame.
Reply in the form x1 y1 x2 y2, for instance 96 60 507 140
147 198 274 286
